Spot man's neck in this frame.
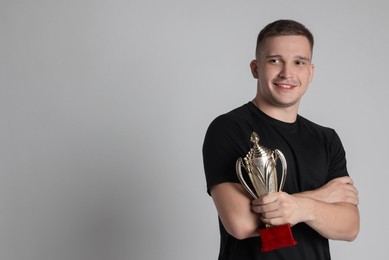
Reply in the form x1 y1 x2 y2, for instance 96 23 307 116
251 99 298 123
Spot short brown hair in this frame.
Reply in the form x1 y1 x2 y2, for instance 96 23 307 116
255 19 314 57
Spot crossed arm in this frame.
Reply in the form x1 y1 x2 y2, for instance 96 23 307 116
210 176 360 241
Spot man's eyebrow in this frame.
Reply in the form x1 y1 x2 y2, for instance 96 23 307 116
265 55 282 59
265 55 311 61
295 55 311 61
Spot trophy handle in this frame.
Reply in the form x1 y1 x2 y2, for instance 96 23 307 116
274 149 287 192
236 158 258 199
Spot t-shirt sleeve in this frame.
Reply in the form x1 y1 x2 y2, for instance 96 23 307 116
326 130 349 181
202 115 251 195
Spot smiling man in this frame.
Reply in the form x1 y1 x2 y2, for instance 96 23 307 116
202 20 359 260
250 34 313 122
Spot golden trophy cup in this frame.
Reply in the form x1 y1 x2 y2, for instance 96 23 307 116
236 131 297 252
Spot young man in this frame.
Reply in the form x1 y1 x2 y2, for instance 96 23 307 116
202 20 359 260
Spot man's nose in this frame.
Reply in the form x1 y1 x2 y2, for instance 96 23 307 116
279 63 294 79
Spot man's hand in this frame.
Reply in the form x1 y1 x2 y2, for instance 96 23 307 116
298 176 359 205
251 192 311 226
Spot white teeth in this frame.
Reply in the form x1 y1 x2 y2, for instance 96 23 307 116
276 84 292 89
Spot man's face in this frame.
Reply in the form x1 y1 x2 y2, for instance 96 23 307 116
250 35 314 110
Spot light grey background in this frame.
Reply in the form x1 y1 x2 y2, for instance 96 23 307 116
1 0 388 259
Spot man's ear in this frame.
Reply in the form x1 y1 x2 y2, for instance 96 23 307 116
250 60 259 79
309 63 315 83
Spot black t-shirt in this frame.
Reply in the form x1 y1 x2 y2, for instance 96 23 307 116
202 102 349 260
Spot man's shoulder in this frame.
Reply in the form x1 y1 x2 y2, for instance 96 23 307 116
298 115 337 140
216 103 252 120
209 103 253 130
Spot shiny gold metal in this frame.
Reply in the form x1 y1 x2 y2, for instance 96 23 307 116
236 132 287 199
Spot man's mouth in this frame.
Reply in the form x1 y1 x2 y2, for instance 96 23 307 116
274 83 297 89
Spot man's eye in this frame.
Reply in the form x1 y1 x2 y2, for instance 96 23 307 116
269 59 281 64
295 60 306 65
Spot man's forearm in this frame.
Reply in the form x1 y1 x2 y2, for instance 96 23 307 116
211 182 261 240
294 195 360 241
292 177 360 241
295 176 359 205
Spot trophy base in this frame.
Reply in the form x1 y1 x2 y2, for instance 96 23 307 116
259 224 297 252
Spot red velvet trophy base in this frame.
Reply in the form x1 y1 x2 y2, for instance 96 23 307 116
258 224 297 252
